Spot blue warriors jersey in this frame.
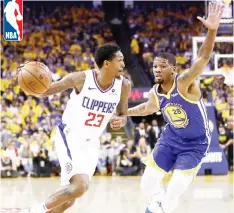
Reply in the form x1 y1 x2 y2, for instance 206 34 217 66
153 75 211 143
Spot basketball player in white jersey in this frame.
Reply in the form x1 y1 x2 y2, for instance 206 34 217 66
4 0 22 40
23 43 131 213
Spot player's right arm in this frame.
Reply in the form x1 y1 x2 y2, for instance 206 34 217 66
127 88 159 116
36 72 86 98
178 2 224 89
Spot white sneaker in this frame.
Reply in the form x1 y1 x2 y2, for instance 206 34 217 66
147 191 166 213
148 201 165 213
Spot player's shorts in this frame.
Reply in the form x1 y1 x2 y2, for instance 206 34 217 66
55 122 100 186
144 134 210 175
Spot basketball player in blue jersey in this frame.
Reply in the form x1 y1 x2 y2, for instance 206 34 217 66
22 43 131 213
127 2 225 213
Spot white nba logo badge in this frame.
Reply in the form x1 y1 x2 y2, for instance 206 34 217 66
65 162 72 174
109 88 117 95
3 0 23 41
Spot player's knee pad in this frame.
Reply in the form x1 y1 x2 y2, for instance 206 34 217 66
140 166 165 197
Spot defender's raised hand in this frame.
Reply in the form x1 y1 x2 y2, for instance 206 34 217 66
197 2 225 31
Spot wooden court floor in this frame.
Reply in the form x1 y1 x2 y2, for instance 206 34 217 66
0 174 233 213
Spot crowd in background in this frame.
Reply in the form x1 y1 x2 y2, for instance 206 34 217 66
1 3 233 178
128 3 233 75
201 77 234 170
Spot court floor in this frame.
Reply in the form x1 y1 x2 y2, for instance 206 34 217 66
0 174 233 213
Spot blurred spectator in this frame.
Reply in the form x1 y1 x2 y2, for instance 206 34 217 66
109 136 126 176
19 142 33 176
115 136 126 151
116 148 138 176
97 142 109 175
48 143 60 176
147 120 162 149
219 124 233 171
137 136 151 163
32 144 51 177
106 140 122 176
5 141 20 171
96 133 112 175
1 151 18 178
134 122 148 145
125 140 141 173
1 121 13 149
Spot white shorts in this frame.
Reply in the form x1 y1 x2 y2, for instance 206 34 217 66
55 123 100 186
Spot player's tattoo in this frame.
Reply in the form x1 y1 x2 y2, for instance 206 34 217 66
60 188 73 197
48 188 73 203
128 103 148 116
180 70 189 81
179 30 217 86
72 71 86 91
197 30 217 61
37 72 86 98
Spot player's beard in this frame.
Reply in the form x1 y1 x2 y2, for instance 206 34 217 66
155 78 164 84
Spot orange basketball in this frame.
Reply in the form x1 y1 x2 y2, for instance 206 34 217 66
18 61 52 95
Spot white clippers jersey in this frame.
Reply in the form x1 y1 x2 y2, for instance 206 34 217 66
62 70 123 139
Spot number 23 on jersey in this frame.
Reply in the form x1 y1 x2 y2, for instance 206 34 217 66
84 112 105 127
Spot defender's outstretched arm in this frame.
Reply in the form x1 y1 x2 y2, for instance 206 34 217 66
178 2 224 88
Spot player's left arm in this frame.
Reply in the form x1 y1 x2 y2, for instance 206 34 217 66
110 78 131 130
178 2 224 90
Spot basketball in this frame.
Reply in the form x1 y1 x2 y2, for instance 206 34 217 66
18 61 52 95
16 14 23 21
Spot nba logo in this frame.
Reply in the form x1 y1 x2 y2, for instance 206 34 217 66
3 0 23 41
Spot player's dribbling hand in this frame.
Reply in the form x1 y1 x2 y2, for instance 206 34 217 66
110 115 125 130
197 2 225 31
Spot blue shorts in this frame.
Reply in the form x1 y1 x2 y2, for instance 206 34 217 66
152 136 209 172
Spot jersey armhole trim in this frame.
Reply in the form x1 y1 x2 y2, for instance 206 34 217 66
153 85 160 109
177 90 199 104
176 74 199 105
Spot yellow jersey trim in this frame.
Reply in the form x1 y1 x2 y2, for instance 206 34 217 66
156 77 176 99
143 154 167 174
153 85 160 109
177 90 199 104
174 161 202 176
